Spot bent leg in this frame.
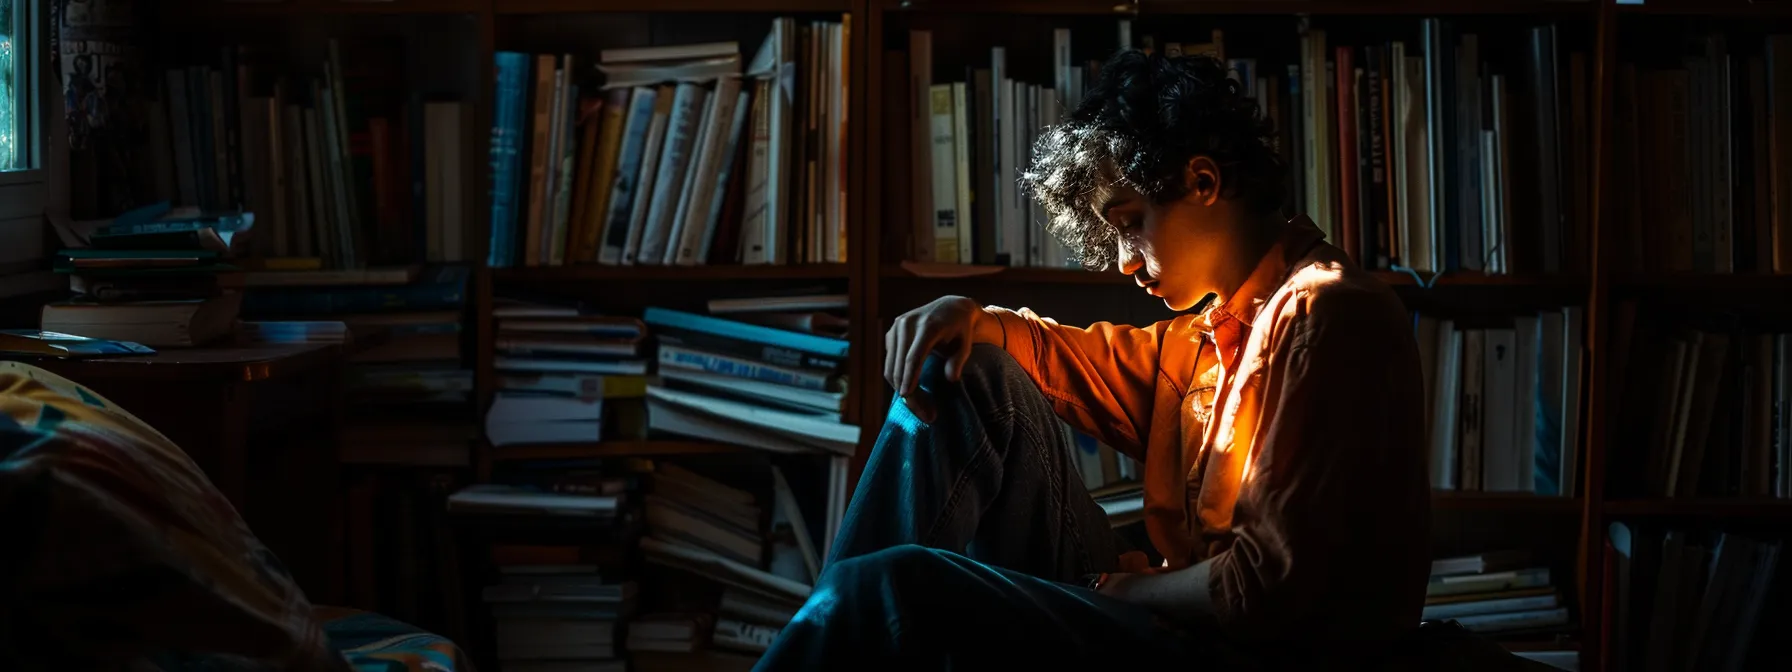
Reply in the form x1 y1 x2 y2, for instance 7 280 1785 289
756 545 1215 671
827 344 1116 582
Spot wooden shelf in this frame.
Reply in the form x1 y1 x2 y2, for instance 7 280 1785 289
495 263 851 282
1602 498 1792 518
176 0 486 18
1373 270 1589 289
1138 0 1597 15
880 263 1129 284
881 264 1588 290
1432 491 1582 513
886 0 1594 15
1613 273 1792 291
1614 0 1792 17
496 0 853 14
490 440 751 461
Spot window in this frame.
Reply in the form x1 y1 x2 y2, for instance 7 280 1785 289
0 0 54 299
0 0 38 175
0 0 43 184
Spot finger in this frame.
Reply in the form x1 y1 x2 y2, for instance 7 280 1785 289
901 330 937 398
890 318 913 396
945 328 974 382
883 319 898 388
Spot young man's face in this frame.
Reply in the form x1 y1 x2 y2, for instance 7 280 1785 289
1093 163 1231 313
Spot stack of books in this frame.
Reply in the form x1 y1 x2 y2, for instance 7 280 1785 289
641 301 856 455
488 297 650 446
1425 551 1570 638
46 207 252 347
646 464 764 569
482 563 638 672
639 532 810 666
240 264 473 428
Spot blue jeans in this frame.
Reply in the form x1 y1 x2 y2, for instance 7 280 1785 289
754 345 1244 670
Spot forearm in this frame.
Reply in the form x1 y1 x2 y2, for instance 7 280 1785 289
1102 559 1219 625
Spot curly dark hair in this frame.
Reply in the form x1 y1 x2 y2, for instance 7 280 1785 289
1021 50 1287 271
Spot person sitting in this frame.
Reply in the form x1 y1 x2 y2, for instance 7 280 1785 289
755 50 1518 671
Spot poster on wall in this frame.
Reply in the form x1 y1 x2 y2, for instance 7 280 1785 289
52 0 151 219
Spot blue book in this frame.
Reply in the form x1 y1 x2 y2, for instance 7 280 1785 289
489 52 531 268
643 307 850 359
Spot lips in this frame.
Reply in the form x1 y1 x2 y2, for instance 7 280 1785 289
1142 281 1162 297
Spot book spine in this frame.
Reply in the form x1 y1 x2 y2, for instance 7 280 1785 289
659 328 842 371
489 52 530 268
658 345 835 392
643 307 851 359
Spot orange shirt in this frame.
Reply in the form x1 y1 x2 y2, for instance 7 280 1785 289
985 216 1430 649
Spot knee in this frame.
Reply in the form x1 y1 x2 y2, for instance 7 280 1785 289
826 544 943 587
917 343 1026 396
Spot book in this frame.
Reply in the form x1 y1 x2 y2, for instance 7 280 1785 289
0 330 156 357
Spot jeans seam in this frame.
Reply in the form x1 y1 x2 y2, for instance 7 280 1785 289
919 407 1006 548
1019 415 1095 579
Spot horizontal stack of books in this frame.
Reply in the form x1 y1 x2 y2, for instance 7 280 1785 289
642 301 856 455
1426 550 1573 663
487 298 650 447
483 563 638 672
46 205 253 348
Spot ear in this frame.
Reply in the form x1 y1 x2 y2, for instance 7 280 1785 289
1184 156 1222 207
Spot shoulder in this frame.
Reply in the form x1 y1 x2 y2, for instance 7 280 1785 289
1274 260 1411 352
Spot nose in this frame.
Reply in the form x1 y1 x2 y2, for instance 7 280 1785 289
1116 239 1143 277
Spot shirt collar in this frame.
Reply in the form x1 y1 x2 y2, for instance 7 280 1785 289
1198 215 1327 352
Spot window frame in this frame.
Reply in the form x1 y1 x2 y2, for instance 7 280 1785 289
0 0 44 191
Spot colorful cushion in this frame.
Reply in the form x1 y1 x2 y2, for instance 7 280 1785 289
315 606 472 672
0 361 347 670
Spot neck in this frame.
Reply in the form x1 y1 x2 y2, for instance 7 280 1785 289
1206 211 1287 303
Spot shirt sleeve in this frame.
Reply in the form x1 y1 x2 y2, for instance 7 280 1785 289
984 306 1169 457
1203 291 1432 647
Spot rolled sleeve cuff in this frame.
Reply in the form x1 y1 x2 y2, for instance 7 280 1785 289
982 306 1040 373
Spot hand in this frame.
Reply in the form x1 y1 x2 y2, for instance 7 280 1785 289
883 295 985 399
1095 572 1138 599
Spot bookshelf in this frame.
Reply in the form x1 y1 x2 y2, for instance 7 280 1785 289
153 0 1792 669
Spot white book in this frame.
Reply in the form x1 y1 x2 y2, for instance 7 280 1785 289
665 81 728 264
928 83 959 262
743 18 796 264
1422 592 1559 621
488 392 603 423
494 356 648 376
645 385 859 454
637 81 710 265
622 88 674 264
601 41 739 65
658 364 846 413
448 484 618 516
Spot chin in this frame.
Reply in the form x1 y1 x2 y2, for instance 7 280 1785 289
1158 291 1199 313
